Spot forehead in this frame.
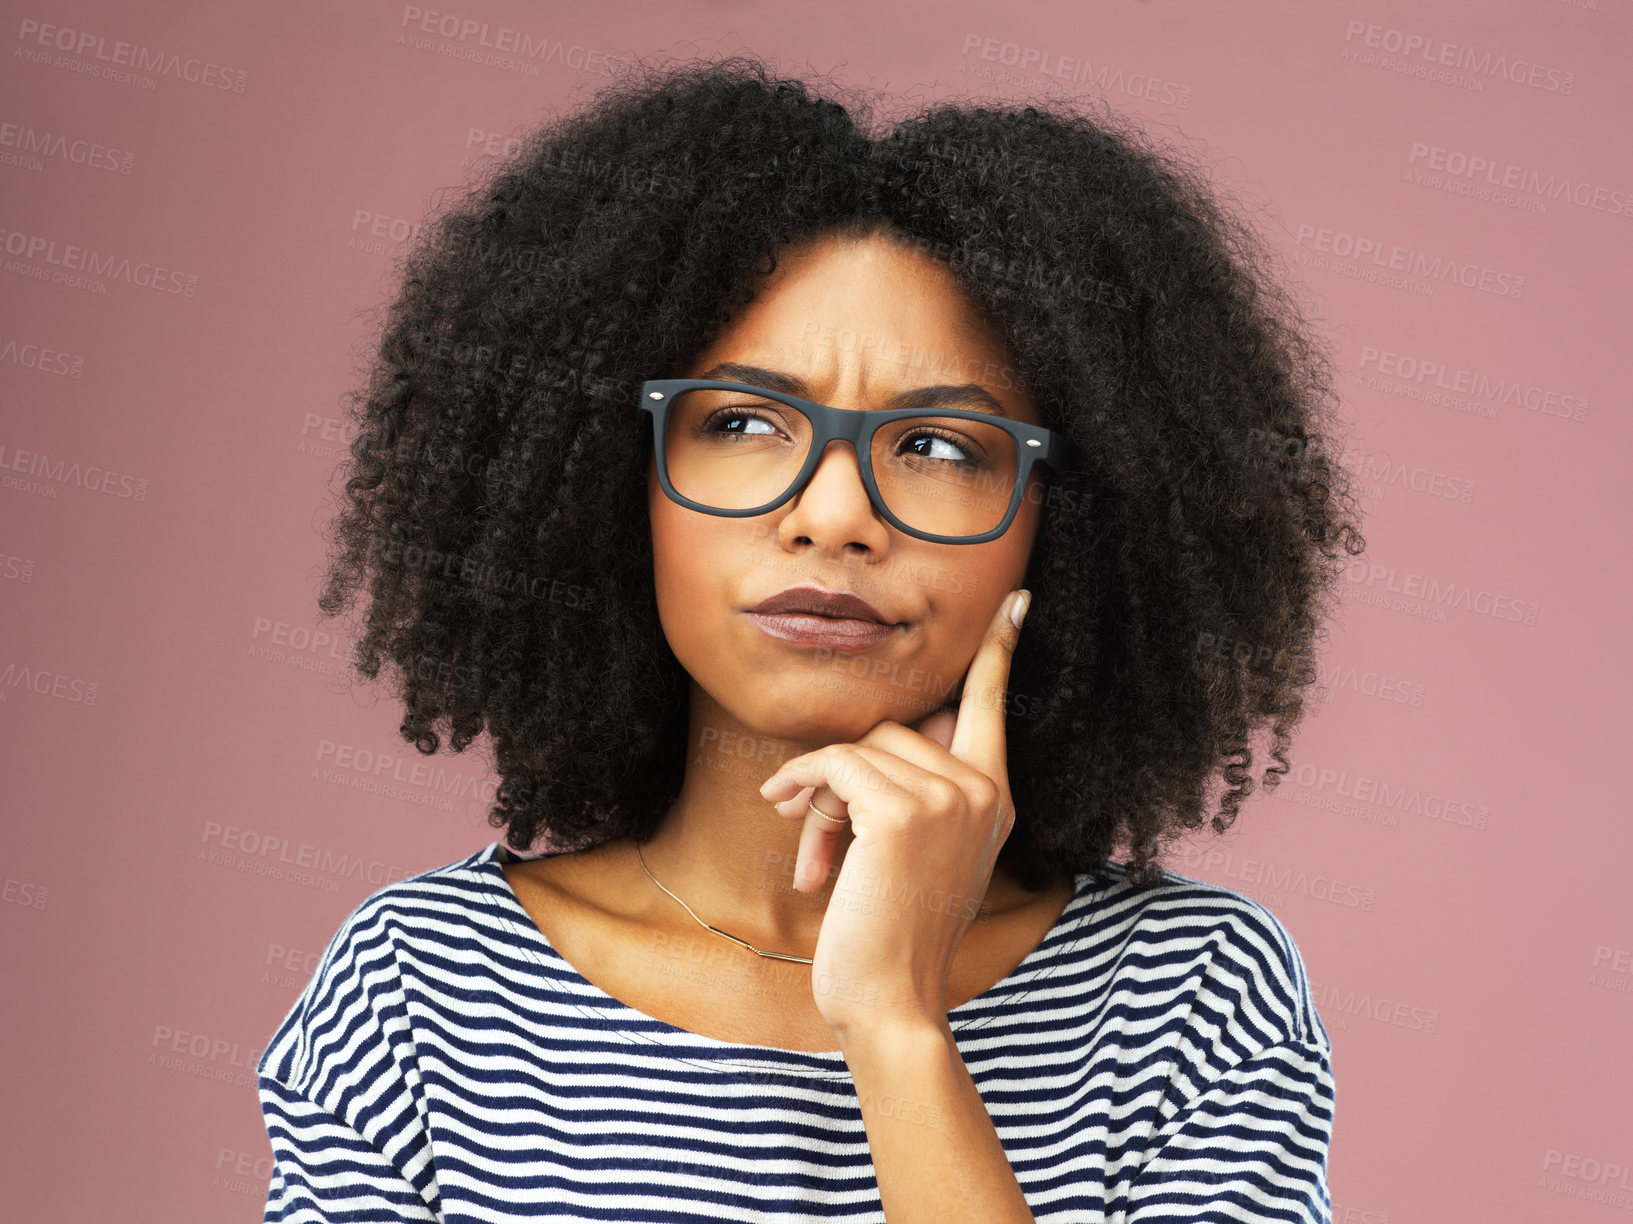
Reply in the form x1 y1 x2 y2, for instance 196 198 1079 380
682 232 1037 421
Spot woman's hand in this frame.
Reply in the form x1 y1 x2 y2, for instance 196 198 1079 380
757 587 1032 1039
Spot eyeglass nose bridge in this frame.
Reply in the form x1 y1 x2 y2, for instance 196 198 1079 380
777 409 876 508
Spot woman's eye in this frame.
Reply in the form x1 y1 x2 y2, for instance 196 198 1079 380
704 409 777 435
905 431 979 465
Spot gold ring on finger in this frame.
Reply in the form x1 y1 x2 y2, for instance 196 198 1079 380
808 799 850 825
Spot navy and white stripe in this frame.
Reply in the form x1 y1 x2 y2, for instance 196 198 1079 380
257 840 1336 1222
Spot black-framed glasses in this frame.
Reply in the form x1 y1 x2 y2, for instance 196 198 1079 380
639 379 1077 545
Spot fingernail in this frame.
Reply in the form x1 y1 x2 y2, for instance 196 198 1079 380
1009 589 1031 629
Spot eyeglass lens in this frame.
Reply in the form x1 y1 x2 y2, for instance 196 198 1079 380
662 387 1021 538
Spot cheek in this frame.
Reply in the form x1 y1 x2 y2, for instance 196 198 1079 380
648 493 737 659
1012 476 1045 553
939 529 1034 617
914 529 1036 674
648 465 688 576
650 496 699 603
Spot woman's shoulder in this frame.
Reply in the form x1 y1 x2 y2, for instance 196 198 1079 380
1071 857 1331 1052
255 841 506 1092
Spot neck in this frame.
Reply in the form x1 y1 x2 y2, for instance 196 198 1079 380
633 684 1036 952
635 685 848 951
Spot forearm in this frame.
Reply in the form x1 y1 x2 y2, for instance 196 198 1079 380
839 1020 1036 1224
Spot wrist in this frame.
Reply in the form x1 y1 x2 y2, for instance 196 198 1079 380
834 1014 955 1065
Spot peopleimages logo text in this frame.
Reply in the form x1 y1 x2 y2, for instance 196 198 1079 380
1342 21 1575 94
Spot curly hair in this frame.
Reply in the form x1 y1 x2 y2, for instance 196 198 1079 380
316 53 1366 891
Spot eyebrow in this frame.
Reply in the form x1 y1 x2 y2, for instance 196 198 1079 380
694 361 1012 419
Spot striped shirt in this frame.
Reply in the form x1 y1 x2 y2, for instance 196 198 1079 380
257 839 1336 1222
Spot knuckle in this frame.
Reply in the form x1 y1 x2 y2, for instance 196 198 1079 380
925 775 961 812
968 775 1001 813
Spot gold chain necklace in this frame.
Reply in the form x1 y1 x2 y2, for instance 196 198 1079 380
635 841 814 966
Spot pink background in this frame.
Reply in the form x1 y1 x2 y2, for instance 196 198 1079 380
2 1 1629 1219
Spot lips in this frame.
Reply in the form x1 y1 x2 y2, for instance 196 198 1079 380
747 612 900 652
746 585 901 653
750 586 893 623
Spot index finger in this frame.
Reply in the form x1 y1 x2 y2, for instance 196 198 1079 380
947 588 1030 784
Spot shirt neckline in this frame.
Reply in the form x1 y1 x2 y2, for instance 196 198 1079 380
470 840 1106 1077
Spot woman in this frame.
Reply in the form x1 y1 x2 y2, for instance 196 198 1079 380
258 54 1363 1222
